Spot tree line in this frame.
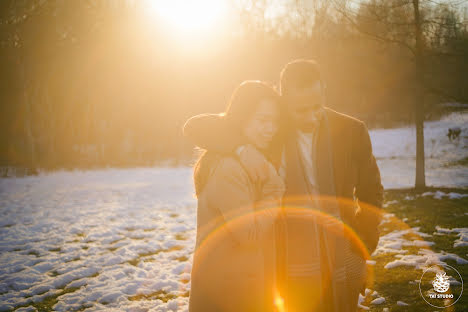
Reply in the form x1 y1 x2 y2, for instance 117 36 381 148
0 0 467 185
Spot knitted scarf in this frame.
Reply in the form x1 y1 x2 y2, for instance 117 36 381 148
281 112 349 312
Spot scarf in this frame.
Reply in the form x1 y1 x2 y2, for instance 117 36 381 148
281 112 349 312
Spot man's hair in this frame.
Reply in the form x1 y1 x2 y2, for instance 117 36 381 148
279 59 323 95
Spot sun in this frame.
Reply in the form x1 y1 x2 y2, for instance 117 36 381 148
145 0 227 35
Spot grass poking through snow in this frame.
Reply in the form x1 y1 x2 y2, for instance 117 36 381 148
360 187 468 311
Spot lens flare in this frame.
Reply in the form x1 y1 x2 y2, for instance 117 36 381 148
189 195 381 310
274 292 285 312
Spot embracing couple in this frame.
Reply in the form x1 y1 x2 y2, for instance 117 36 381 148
185 59 384 312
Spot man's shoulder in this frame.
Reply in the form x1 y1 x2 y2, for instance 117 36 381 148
324 107 365 131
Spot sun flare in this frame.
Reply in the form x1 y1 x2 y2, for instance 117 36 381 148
145 0 226 35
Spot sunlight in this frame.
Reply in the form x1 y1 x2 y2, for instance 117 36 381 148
145 0 226 35
274 293 285 312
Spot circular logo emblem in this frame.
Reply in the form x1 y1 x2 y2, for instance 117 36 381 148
419 263 463 308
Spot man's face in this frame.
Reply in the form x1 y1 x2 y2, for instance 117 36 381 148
285 81 325 132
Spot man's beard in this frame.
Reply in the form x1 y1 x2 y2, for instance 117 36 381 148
298 108 324 133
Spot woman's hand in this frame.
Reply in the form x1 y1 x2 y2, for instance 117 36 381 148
237 144 271 184
254 161 285 233
262 162 285 201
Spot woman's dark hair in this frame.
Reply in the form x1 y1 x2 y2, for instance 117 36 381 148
223 80 279 129
194 80 282 196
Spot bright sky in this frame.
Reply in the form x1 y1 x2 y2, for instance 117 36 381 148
144 0 228 36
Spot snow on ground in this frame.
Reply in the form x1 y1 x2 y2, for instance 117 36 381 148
357 293 370 310
363 212 467 309
421 191 468 199
372 222 434 257
0 168 197 311
372 111 468 189
370 297 385 305
0 112 467 311
374 214 468 271
383 249 468 269
435 226 468 248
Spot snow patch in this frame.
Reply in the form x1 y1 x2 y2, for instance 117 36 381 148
435 226 468 248
384 249 467 269
422 191 468 199
370 297 385 305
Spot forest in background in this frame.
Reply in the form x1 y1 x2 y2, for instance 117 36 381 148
1 0 467 171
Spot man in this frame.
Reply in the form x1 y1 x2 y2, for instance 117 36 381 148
184 59 383 311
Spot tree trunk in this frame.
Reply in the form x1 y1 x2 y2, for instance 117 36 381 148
415 94 426 189
412 0 426 190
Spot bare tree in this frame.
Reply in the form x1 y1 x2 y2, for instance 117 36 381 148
331 0 468 190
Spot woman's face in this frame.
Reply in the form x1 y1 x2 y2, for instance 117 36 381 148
242 99 279 149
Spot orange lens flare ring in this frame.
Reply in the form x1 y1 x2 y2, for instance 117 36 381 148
189 196 382 308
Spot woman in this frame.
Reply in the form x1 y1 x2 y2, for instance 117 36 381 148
189 81 285 312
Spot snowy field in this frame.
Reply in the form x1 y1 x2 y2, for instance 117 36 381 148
0 112 467 311
372 111 468 188
0 168 196 311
